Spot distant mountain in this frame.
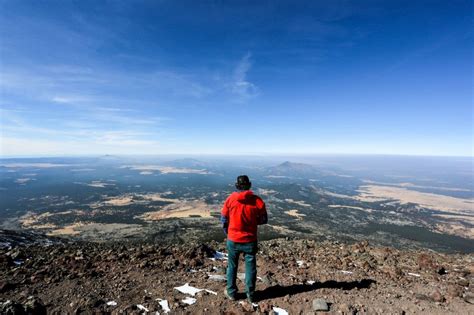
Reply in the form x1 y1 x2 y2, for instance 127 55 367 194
97 154 122 161
164 158 208 168
266 161 320 176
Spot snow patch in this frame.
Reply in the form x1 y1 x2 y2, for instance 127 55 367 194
156 299 170 313
273 306 289 315
182 297 197 305
174 283 217 296
137 304 149 312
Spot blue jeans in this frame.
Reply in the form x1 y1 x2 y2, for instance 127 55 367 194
226 240 258 299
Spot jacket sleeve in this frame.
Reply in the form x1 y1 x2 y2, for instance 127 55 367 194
257 199 268 225
220 197 230 235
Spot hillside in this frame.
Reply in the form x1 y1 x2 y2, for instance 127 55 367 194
1 231 473 314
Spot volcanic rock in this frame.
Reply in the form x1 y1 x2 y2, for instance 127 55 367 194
312 298 329 311
430 289 445 303
23 296 46 315
464 293 474 304
0 237 473 314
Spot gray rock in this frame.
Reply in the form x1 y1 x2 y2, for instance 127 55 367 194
338 303 353 314
23 296 46 315
214 266 226 274
430 289 445 303
312 298 329 311
464 293 474 304
0 300 25 315
261 275 273 286
208 274 226 282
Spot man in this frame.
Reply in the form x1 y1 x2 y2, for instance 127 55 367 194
220 175 268 303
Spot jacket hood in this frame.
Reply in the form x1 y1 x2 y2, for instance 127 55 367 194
236 190 254 201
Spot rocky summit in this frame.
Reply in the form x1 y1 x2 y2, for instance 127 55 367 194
1 234 473 315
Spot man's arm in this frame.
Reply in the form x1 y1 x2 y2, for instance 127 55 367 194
257 199 268 225
220 197 230 235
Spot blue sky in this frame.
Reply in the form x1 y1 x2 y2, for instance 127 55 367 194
0 0 472 156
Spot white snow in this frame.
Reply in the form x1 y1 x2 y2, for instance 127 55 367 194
174 283 202 296
296 260 304 267
307 280 316 285
208 274 226 281
137 304 149 312
174 283 217 296
157 299 170 313
273 306 289 315
106 301 117 306
408 272 421 277
341 270 353 274
182 297 197 305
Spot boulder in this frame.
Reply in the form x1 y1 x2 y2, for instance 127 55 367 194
446 284 463 298
23 296 46 315
417 254 437 272
0 281 16 293
312 298 329 311
430 290 445 303
0 300 25 315
464 293 474 304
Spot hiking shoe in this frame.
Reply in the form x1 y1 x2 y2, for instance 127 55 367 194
224 289 236 301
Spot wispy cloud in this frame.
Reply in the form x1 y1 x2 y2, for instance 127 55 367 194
0 64 212 107
0 134 162 156
229 52 259 100
51 95 93 104
0 107 164 156
0 105 167 156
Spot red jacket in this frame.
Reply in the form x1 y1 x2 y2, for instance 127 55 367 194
221 190 267 243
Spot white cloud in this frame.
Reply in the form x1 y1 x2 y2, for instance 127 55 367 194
0 134 162 156
51 95 93 104
229 52 259 100
0 64 212 106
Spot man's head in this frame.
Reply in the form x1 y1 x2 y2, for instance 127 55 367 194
235 175 251 191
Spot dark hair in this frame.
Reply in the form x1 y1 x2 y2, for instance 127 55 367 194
235 175 251 190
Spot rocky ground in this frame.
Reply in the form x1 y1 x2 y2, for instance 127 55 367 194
0 232 473 314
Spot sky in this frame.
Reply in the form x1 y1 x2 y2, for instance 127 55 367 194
0 0 472 157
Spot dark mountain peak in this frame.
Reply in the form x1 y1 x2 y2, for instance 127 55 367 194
267 161 318 176
275 161 315 170
279 161 293 167
277 161 313 168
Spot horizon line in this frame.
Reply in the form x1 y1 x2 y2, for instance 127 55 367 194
0 152 473 159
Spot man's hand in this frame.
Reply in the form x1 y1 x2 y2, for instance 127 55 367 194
220 215 229 235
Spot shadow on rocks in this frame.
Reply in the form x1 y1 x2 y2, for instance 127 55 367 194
257 279 376 301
